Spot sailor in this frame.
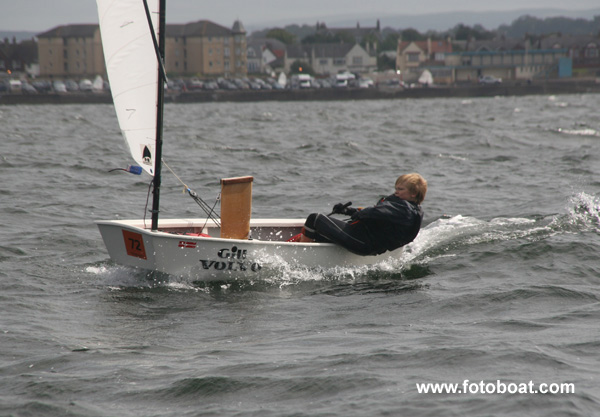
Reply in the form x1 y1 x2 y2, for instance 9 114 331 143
299 173 427 255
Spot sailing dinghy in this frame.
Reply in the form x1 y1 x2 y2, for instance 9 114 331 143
95 0 403 281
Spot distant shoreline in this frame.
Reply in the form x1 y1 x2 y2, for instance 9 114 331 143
1 79 599 105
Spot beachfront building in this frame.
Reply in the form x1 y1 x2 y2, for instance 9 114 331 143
246 38 286 74
284 43 377 76
445 39 570 82
396 36 573 84
396 39 453 83
37 25 105 78
540 35 600 77
164 20 247 78
36 20 247 79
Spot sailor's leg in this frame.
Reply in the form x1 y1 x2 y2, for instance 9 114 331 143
313 214 372 255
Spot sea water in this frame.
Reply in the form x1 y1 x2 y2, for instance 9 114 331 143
1 94 600 416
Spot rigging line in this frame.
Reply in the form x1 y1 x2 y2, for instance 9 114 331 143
190 190 221 227
162 159 221 226
163 160 188 189
202 193 221 231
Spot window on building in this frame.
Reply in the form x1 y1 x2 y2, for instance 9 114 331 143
352 56 363 65
407 52 420 62
224 47 230 57
334 58 345 66
585 44 598 58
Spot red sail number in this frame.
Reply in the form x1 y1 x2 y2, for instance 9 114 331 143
122 230 147 260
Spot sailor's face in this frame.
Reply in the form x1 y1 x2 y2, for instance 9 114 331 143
394 183 417 202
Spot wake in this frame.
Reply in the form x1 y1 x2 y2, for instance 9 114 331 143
405 191 600 265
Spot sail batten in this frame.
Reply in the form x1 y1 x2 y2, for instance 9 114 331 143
96 0 161 176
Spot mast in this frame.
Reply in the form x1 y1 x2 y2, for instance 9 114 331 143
145 0 166 231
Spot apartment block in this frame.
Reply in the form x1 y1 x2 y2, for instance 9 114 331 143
36 20 247 79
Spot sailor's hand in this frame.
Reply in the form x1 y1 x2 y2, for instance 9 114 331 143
345 206 359 216
332 202 352 215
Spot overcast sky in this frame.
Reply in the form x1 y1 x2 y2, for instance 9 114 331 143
2 0 599 33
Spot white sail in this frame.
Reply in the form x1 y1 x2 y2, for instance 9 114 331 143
418 69 433 86
96 0 161 176
92 75 104 92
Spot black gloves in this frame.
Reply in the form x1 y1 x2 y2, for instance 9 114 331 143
331 202 357 216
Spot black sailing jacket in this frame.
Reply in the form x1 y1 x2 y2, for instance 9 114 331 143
350 194 423 254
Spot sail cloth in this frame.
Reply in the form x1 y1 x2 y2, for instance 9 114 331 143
96 0 161 176
418 69 433 86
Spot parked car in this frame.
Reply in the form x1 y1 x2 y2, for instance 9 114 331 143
358 77 374 88
187 77 203 91
479 75 502 85
334 78 348 88
247 80 261 90
65 80 79 91
218 79 238 90
202 81 218 90
53 80 67 93
8 79 22 93
21 82 38 94
79 79 93 91
166 80 184 92
32 80 52 93
319 79 332 88
232 78 249 89
266 78 284 89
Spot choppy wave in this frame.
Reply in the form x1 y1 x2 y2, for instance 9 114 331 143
6 96 600 417
565 192 600 231
552 127 600 137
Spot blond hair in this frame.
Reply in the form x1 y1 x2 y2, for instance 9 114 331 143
396 173 427 204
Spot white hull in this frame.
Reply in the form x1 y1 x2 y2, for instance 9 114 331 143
96 218 402 281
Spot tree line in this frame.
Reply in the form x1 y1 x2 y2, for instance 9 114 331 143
253 14 600 48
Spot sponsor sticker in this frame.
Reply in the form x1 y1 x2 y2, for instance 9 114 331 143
199 246 262 272
178 241 197 249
